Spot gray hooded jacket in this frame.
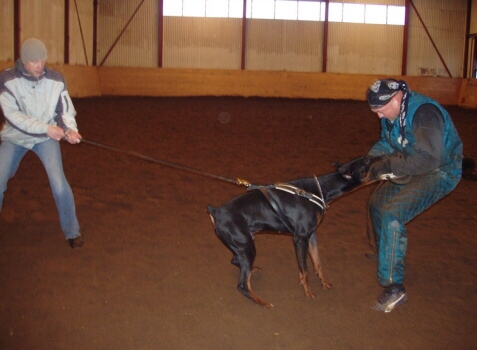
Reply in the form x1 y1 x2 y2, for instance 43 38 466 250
0 59 78 149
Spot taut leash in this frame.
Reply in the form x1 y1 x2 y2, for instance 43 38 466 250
79 138 251 188
79 138 327 233
79 138 325 212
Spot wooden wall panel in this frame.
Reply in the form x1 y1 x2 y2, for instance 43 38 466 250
0 61 101 97
459 79 477 108
0 61 468 106
51 64 102 97
98 66 462 105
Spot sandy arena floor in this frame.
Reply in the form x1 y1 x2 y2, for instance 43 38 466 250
1 96 476 349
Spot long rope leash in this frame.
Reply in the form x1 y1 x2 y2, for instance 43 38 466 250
79 138 251 187
79 138 326 215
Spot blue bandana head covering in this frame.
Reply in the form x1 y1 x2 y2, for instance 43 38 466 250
367 79 411 146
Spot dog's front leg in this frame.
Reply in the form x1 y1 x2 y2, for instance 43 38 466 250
308 232 332 290
294 236 315 298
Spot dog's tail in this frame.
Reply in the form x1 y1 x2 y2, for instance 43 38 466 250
206 205 218 226
206 205 217 215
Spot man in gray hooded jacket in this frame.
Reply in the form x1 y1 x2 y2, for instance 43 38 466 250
0 38 83 248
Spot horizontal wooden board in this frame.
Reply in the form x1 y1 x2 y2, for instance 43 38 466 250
0 61 471 107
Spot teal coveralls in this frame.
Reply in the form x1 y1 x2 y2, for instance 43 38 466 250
368 92 463 287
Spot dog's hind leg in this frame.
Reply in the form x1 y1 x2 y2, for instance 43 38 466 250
232 256 261 272
216 223 274 308
308 232 332 290
238 265 274 309
233 244 274 308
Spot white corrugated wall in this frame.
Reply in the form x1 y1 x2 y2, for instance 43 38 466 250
407 0 467 77
0 0 469 77
246 19 323 72
0 0 15 62
68 0 94 66
97 0 158 67
0 0 93 65
19 0 65 64
163 17 243 69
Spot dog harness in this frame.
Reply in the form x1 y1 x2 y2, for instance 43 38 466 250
248 177 327 233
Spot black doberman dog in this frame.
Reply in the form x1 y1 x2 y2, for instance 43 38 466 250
207 156 378 308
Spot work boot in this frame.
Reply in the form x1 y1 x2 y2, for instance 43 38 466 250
372 284 407 313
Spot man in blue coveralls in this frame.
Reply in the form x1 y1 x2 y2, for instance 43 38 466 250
365 79 463 312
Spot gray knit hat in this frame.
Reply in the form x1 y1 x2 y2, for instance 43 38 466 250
21 38 48 63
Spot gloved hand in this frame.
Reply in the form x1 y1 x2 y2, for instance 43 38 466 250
369 156 393 180
369 155 411 184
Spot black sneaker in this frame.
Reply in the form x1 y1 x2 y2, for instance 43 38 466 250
67 236 84 249
372 285 407 313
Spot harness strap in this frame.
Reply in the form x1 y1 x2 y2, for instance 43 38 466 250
248 182 327 210
313 175 328 212
258 187 295 233
248 179 327 234
274 183 327 211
